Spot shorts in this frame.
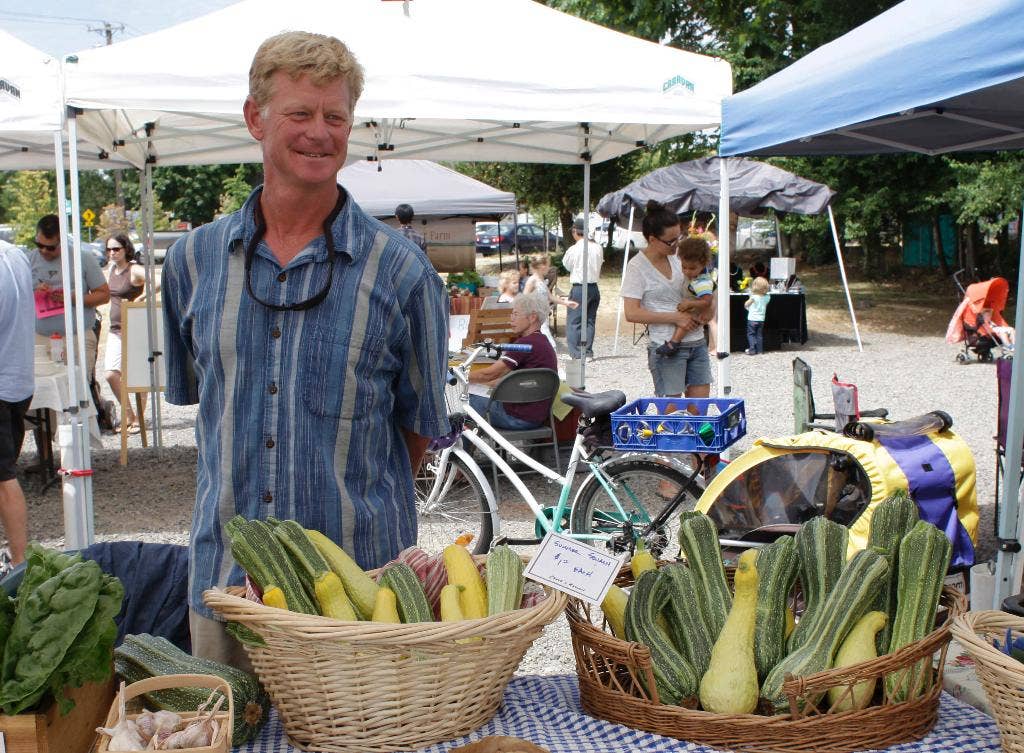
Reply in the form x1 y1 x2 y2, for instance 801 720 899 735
104 332 123 372
646 341 711 397
0 397 32 482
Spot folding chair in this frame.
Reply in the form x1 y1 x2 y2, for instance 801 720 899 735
482 368 562 495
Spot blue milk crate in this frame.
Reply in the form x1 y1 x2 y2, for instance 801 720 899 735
611 397 746 453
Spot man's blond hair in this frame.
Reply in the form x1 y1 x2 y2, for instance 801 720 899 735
249 32 365 110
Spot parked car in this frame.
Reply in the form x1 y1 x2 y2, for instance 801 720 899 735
475 222 559 255
588 218 646 251
136 230 189 264
736 218 778 249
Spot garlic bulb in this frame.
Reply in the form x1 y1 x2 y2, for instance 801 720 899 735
96 719 146 751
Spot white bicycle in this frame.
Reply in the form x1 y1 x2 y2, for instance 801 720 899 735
415 341 716 556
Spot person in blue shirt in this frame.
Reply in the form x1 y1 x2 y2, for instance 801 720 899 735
744 276 771 354
162 31 450 665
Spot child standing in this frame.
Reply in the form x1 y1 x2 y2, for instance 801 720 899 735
744 276 770 355
497 270 519 303
655 237 715 356
522 254 577 347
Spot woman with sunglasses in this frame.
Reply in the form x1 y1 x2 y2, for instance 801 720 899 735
103 234 147 434
621 200 712 399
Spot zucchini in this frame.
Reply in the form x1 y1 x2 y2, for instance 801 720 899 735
885 520 952 702
379 563 434 623
677 512 731 640
659 564 715 676
269 519 357 620
624 570 698 705
225 516 317 615
486 545 525 615
306 528 379 620
113 633 269 743
761 547 888 713
753 536 799 681
866 490 919 652
788 516 849 652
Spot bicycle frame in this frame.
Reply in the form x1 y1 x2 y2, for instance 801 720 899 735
422 344 702 545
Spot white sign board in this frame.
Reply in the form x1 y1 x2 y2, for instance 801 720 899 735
524 532 625 605
124 301 166 391
449 314 470 353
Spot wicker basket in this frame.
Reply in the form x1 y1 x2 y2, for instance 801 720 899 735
96 674 233 753
204 580 566 753
567 565 964 753
951 610 1024 753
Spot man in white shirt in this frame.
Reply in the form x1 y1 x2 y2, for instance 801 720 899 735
561 218 603 361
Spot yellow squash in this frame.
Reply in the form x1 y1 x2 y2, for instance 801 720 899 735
699 548 760 714
827 610 888 711
443 543 488 619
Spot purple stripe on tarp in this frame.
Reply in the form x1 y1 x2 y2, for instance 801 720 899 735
877 434 974 568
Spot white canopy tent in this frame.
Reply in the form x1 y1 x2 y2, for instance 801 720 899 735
338 160 515 219
57 0 732 546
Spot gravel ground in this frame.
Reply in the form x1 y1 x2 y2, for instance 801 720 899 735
15 306 1004 675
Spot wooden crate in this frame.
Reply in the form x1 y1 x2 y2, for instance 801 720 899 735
0 676 115 753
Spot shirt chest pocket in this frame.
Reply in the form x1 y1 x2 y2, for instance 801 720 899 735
302 327 385 419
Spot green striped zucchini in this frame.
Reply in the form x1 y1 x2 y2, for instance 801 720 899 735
486 545 525 615
379 563 434 623
753 536 799 681
885 520 952 701
659 564 715 676
677 512 731 640
761 547 888 713
866 490 919 652
625 570 699 705
225 516 317 615
788 516 849 652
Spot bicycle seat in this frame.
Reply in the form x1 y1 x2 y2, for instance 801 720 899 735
562 389 627 419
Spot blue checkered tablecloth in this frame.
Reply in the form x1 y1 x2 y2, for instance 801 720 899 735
236 674 1001 753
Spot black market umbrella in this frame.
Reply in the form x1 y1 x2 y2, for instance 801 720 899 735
597 156 834 225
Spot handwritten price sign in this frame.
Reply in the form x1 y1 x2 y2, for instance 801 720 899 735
524 533 625 605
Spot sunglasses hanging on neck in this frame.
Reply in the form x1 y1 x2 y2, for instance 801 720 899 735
244 187 346 312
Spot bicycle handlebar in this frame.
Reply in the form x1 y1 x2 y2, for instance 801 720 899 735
498 343 532 352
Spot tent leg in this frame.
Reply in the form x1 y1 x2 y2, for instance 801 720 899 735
579 161 591 387
56 120 94 549
142 162 164 450
613 207 634 356
715 158 732 397
993 202 1024 607
827 206 863 352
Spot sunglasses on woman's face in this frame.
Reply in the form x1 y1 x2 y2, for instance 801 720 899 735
107 246 124 252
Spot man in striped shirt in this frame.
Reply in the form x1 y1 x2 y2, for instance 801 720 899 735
163 32 450 664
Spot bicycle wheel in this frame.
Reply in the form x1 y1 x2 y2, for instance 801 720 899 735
415 452 493 554
569 457 703 558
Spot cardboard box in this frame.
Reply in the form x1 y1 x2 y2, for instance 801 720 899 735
0 676 115 753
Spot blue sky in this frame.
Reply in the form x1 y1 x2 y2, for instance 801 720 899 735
0 1 236 57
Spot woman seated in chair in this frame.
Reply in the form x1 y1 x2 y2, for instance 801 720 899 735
467 292 557 430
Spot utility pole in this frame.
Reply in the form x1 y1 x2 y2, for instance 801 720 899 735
87 21 127 207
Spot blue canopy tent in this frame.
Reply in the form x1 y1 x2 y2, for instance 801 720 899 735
717 0 1024 608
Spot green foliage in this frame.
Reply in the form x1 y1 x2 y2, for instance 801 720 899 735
946 156 1024 235
152 164 261 226
219 163 260 216
2 172 54 245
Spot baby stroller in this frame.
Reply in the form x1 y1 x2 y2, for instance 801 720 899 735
946 271 1014 363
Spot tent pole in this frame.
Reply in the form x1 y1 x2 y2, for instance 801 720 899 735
993 203 1024 607
715 158 731 396
613 205 635 356
579 160 591 385
827 206 863 352
60 115 94 549
142 160 164 449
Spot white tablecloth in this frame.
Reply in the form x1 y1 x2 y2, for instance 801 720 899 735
29 359 101 443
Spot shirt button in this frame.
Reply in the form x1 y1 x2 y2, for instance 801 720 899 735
266 438 275 449
268 382 278 395
271 327 281 339
263 491 273 503
277 272 287 282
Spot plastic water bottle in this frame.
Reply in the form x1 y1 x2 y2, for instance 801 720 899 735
49 333 65 364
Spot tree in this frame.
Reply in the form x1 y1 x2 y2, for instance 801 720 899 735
218 164 262 217
2 172 53 245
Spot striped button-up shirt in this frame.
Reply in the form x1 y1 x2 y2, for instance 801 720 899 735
163 187 450 618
